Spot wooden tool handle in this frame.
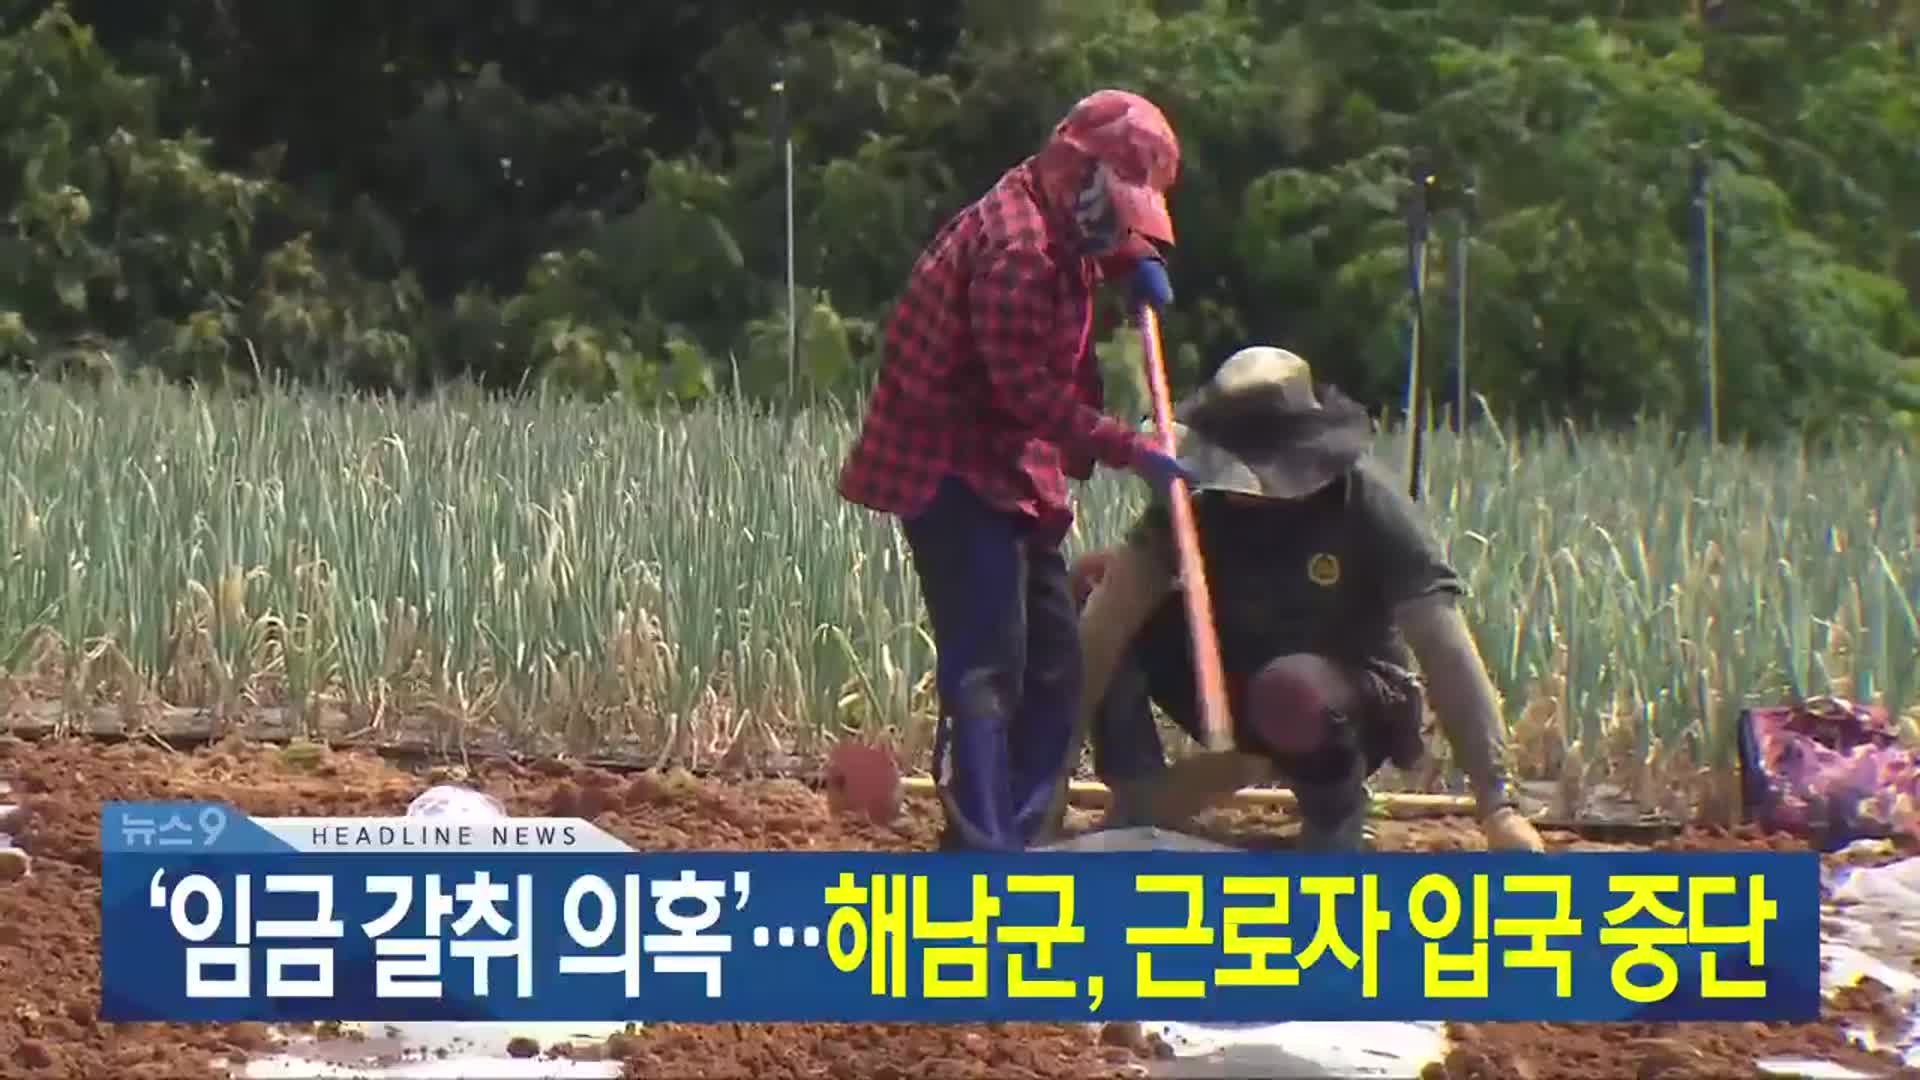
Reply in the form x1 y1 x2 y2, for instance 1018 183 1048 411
1137 307 1234 751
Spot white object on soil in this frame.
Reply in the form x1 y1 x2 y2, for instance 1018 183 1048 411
1753 1061 1884 1079
237 1021 627 1079
0 787 27 880
405 784 508 822
1147 1021 1448 1078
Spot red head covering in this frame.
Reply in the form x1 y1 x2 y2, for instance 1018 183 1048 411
1045 89 1181 247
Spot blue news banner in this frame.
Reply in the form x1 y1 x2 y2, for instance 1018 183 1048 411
99 802 1820 1025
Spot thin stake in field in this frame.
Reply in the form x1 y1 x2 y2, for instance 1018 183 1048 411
1403 154 1433 501
1452 168 1475 437
773 77 798 397
1690 134 1719 444
1137 305 1232 751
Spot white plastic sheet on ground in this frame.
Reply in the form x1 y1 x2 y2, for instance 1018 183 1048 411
235 1021 628 1078
1043 826 1450 1078
1142 1021 1449 1078
1783 844 1920 1075
225 812 1920 1078
242 787 630 1078
1055 830 1920 1078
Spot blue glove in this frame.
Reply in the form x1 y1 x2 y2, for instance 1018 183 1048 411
1130 257 1173 314
1129 445 1196 495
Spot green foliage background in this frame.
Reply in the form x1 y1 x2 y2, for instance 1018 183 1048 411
3 0 1918 438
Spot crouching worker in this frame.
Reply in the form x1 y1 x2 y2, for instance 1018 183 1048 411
838 89 1193 852
1065 346 1544 852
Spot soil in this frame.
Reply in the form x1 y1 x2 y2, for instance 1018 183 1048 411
0 735 1912 1079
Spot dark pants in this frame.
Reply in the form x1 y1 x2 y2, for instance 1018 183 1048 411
901 478 1079 851
1090 604 1378 851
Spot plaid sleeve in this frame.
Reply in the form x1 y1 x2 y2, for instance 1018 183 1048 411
970 248 1144 468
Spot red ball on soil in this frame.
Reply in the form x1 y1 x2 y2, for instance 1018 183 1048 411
825 743 902 826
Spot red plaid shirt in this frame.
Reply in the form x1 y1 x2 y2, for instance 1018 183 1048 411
837 161 1148 540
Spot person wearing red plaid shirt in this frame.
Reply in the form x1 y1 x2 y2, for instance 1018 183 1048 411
838 88 1195 851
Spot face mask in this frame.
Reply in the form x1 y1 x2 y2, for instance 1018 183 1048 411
1072 161 1123 255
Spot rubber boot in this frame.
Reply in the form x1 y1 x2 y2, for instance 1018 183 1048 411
1007 543 1082 848
1289 722 1374 853
930 673 1024 852
1296 796 1374 852
1100 776 1158 830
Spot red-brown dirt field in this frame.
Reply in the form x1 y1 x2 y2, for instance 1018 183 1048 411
0 735 1913 1079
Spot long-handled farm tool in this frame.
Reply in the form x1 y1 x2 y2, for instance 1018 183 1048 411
1136 304 1233 751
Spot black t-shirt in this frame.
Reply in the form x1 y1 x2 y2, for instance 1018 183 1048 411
1125 459 1464 672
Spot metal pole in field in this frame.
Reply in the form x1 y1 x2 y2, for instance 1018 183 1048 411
1691 136 1719 443
773 79 798 397
1453 169 1475 437
1404 153 1433 501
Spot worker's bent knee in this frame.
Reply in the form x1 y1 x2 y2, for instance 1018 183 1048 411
1244 653 1358 755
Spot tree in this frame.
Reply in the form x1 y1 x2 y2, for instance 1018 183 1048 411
4 0 1912 435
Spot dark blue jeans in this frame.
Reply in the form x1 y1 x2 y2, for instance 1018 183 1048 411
901 478 1078 851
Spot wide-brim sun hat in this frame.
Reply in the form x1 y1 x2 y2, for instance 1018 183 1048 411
1156 346 1373 500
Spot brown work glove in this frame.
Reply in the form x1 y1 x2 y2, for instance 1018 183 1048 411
1481 806 1546 852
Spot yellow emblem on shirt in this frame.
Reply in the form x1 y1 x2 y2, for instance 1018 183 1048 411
1307 552 1341 587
